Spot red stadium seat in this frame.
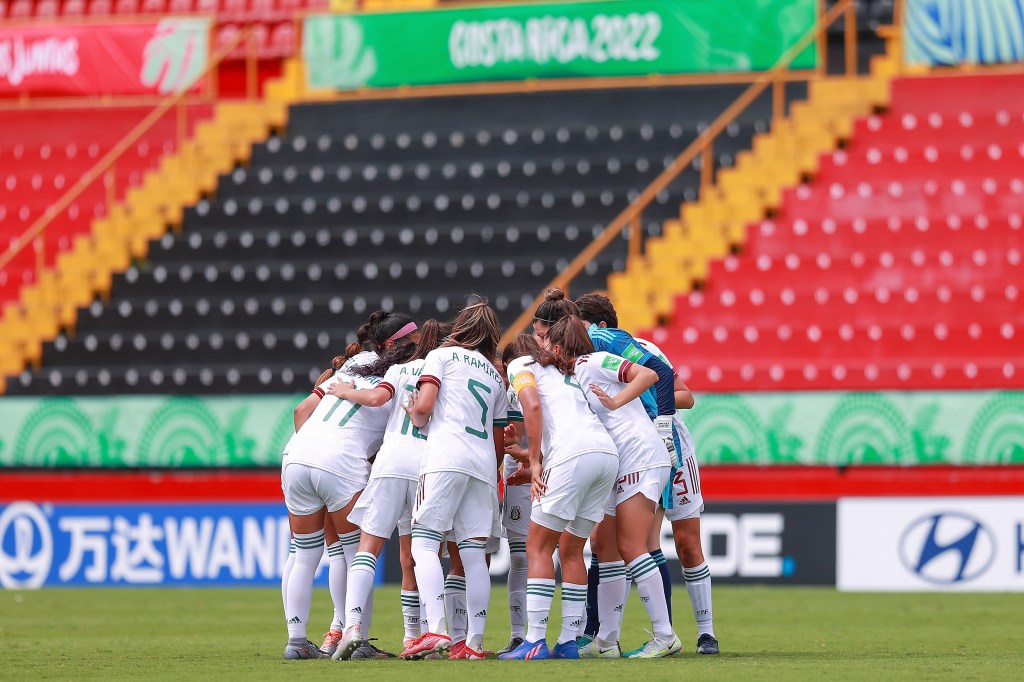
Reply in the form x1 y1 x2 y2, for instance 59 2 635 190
220 0 245 18
62 0 86 15
268 21 294 57
194 0 215 13
166 0 190 11
0 0 7 19
87 0 111 15
140 0 165 12
8 0 31 18
114 0 139 13
36 0 59 17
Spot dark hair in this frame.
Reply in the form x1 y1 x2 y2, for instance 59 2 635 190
346 311 387 358
506 333 574 375
312 355 347 389
371 311 416 348
442 300 502 364
408 319 452 362
533 287 579 327
575 292 618 328
546 316 595 363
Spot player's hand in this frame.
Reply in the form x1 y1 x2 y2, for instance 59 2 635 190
504 443 529 463
530 463 546 500
507 464 532 486
503 423 519 447
329 380 355 399
401 389 419 422
654 415 679 467
589 383 620 410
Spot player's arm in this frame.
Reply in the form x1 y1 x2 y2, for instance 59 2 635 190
675 374 695 410
293 392 322 431
515 383 545 500
589 361 658 411
330 380 395 407
636 353 677 417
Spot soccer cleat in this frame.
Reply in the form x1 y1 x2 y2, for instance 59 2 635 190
579 637 621 658
283 639 327 660
331 625 365 661
625 634 683 659
400 632 452 659
450 642 489 660
620 643 643 658
696 633 720 655
551 640 580 659
321 630 343 657
576 633 595 648
498 639 550 660
496 636 524 656
447 641 466 658
349 642 394 659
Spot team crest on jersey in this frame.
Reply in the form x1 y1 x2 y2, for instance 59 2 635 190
621 344 644 362
510 506 522 521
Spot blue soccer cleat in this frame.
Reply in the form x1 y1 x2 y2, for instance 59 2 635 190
551 640 580 659
498 639 550 660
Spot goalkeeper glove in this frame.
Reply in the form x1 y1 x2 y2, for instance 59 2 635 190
654 415 679 467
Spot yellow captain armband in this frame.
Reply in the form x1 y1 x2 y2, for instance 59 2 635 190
511 371 538 394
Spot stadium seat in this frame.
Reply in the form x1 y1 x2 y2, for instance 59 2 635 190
8 0 30 17
62 0 86 15
87 0 111 14
36 0 59 17
113 0 138 13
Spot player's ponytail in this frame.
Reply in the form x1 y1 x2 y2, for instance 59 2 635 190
533 287 579 328
547 315 595 369
408 319 452 362
312 355 348 389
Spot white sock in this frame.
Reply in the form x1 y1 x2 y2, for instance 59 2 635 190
444 574 467 643
335 531 361 630
285 530 324 641
628 554 673 640
684 561 715 637
596 560 627 644
458 539 490 651
281 539 295 614
558 582 587 644
410 528 447 634
345 551 376 629
419 593 428 635
363 585 375 636
525 577 555 643
401 590 421 642
326 541 346 632
507 536 528 638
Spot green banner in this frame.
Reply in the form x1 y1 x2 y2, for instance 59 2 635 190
0 396 302 468
686 391 1024 466
303 0 818 90
1 391 1022 468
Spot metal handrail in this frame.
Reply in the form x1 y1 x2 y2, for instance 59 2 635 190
497 0 862 347
0 26 256 276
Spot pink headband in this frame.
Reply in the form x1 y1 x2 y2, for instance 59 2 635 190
385 321 418 345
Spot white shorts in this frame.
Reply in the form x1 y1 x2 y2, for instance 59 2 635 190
531 452 617 536
664 455 705 522
604 466 671 516
282 463 363 515
502 483 532 537
413 471 498 543
348 476 417 538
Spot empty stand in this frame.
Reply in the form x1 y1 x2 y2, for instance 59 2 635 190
5 85 773 394
648 74 1024 391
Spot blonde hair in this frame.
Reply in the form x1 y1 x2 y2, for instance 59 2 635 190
442 300 502 363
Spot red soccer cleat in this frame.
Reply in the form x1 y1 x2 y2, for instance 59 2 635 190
400 632 451 660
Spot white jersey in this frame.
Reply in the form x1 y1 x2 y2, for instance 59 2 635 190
506 355 617 469
286 371 389 483
371 359 429 481
575 351 670 472
419 347 510 486
635 337 696 461
503 387 526 481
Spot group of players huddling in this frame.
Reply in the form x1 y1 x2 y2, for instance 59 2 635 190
279 289 718 661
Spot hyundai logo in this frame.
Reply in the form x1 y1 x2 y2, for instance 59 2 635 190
898 512 996 585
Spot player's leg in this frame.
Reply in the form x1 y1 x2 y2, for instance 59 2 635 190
450 478 498 659
281 464 329 660
498 518 560 660
281 536 295 614
500 530 528 654
582 523 602 641
398 533 421 646
649 503 673 624
321 515 345 655
552 527 590 659
444 541 468 653
674 516 718 654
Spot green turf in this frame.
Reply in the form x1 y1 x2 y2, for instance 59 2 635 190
2 586 1022 681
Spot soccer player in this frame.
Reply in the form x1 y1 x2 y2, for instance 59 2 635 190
496 343 533 656
574 292 679 638
531 287 580 341
325 320 450 660
548 316 682 657
400 301 509 660
499 334 618 661
635 336 719 655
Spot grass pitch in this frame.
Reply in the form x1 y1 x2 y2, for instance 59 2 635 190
2 586 1022 681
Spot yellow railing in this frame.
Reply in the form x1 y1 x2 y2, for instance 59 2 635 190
0 25 259 282
497 0 871 347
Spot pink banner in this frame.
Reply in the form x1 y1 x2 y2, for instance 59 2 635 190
0 19 210 97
